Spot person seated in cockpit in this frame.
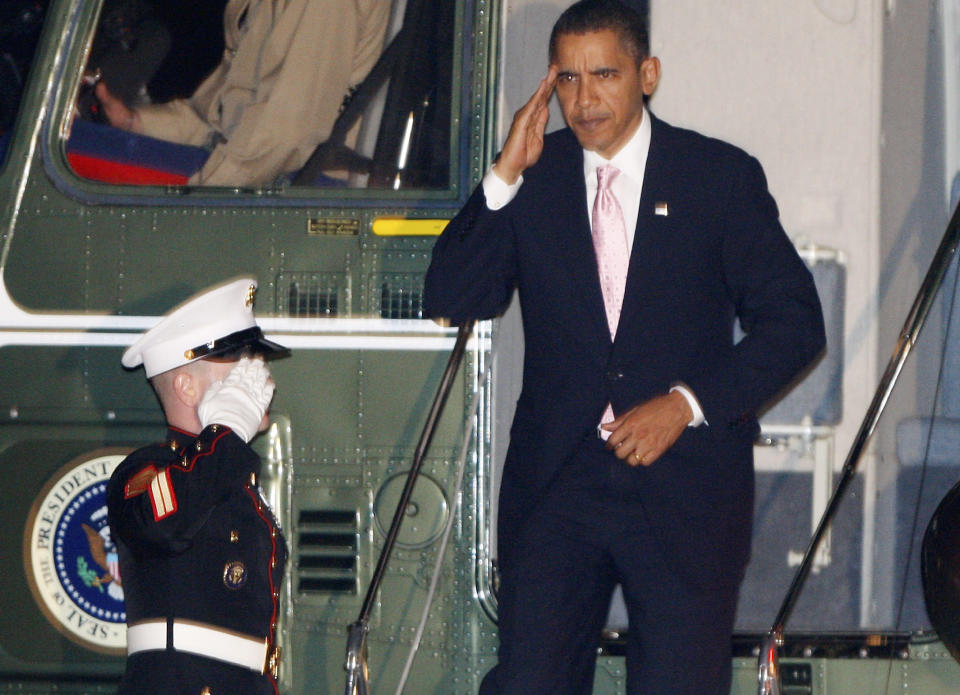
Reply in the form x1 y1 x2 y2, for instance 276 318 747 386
78 0 170 121
94 0 389 187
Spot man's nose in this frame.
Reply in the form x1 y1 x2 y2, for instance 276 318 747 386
576 77 597 108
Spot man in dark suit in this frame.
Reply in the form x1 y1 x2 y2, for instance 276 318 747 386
424 1 825 693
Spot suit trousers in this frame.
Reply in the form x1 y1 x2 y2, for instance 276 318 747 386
482 435 740 695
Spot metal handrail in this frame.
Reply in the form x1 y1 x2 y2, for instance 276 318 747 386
343 321 474 695
758 201 960 694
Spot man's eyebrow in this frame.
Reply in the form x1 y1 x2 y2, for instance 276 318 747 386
589 66 620 75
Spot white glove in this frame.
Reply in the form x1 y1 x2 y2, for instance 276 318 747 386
198 357 275 443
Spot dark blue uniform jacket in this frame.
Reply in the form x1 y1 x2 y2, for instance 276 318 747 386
107 425 287 695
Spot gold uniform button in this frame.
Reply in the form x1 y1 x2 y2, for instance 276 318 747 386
230 530 239 543
223 561 247 590
270 558 277 569
200 688 212 695
249 472 257 486
195 441 204 451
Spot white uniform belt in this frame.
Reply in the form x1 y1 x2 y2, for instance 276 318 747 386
126 619 277 675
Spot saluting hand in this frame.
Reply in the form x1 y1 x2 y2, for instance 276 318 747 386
492 65 558 185
197 357 276 443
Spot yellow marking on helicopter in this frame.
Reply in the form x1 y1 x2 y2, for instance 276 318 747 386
372 217 449 237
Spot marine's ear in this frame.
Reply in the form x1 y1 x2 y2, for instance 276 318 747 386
171 370 202 409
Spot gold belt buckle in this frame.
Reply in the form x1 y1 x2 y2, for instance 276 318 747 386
265 644 282 679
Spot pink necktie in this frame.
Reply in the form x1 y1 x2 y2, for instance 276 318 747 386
592 164 629 435
592 164 629 338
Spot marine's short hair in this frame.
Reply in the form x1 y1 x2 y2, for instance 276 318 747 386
549 0 650 67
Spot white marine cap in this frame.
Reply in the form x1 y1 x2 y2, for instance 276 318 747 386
122 277 288 378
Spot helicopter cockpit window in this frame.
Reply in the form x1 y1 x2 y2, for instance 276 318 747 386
67 0 456 191
0 0 48 170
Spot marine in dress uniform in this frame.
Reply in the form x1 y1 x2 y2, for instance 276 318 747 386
107 278 289 695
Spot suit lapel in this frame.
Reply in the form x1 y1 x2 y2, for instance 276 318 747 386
550 140 613 346
618 116 672 343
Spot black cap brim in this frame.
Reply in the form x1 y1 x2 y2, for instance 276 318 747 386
184 327 290 362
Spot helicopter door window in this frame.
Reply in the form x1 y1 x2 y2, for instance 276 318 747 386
291 0 456 190
66 0 457 191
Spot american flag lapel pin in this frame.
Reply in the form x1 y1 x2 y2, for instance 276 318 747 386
654 202 669 216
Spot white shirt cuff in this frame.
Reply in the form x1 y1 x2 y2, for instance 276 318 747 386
482 167 523 210
670 385 706 427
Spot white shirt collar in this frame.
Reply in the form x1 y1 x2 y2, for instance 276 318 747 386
582 106 652 190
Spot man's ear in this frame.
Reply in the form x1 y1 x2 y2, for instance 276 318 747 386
640 56 661 96
172 371 201 408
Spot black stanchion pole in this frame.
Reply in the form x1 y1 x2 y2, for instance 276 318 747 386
758 202 960 695
343 321 475 695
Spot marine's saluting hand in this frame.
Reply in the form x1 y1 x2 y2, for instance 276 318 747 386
492 65 559 185
198 357 276 443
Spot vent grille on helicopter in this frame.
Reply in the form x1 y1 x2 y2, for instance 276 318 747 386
279 273 343 317
296 509 358 593
379 273 423 319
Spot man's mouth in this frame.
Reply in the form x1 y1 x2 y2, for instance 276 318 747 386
574 115 608 132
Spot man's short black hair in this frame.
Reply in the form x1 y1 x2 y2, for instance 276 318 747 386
549 0 650 67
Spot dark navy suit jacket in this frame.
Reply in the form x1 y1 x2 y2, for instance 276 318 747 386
424 115 825 591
